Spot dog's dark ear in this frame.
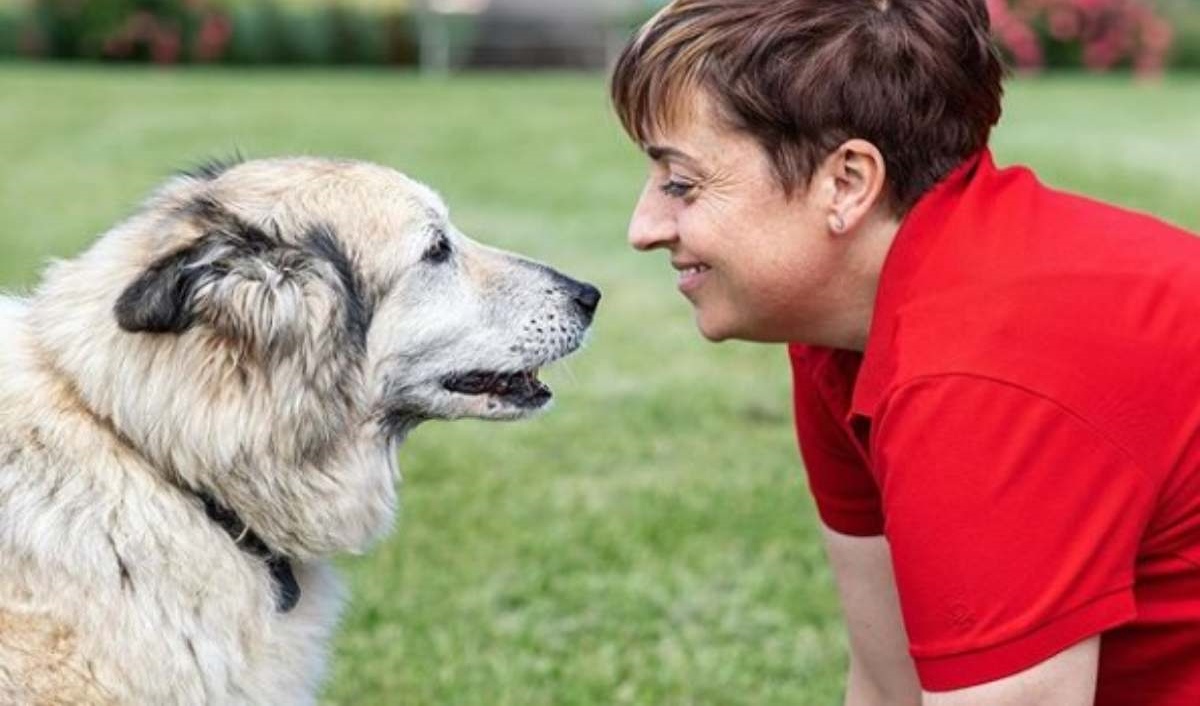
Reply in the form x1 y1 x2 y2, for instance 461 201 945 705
114 242 212 334
115 211 370 355
192 225 371 356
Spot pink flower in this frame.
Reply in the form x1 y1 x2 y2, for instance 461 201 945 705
987 0 1173 76
152 25 182 65
103 35 133 59
194 14 233 62
1049 8 1081 41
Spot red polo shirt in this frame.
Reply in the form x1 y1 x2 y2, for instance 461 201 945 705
789 150 1200 699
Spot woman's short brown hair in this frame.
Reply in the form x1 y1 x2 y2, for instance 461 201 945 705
610 0 1006 212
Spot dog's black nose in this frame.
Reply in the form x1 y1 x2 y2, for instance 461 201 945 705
540 265 601 321
572 283 601 318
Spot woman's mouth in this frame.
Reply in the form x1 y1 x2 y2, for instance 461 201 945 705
675 263 712 294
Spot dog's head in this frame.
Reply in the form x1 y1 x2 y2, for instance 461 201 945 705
31 156 598 556
115 157 598 428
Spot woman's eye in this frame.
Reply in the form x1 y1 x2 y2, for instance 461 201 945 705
660 179 696 199
423 232 453 264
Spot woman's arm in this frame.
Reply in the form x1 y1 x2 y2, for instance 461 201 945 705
821 525 922 706
823 524 1100 706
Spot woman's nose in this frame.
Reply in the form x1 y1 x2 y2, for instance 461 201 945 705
627 183 677 252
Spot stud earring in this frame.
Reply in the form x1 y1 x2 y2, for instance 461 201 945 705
831 214 847 233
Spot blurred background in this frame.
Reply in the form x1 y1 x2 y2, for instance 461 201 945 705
0 1 1197 704
1 0 1199 71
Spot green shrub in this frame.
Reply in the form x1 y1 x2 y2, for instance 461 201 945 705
324 4 385 65
224 1 293 64
24 0 231 63
15 0 415 66
1164 3 1200 70
273 6 333 64
225 2 398 65
0 9 18 58
380 10 417 65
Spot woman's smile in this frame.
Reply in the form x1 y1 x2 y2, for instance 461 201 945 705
673 260 711 294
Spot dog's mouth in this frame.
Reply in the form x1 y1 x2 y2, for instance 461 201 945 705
442 368 552 409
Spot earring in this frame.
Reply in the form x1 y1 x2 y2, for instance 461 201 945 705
831 214 846 233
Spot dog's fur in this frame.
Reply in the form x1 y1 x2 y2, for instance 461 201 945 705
0 157 598 704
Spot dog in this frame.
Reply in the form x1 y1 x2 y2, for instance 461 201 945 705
0 156 599 704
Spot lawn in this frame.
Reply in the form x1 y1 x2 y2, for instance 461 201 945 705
0 66 1197 705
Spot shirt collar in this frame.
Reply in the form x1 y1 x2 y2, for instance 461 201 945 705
849 149 994 421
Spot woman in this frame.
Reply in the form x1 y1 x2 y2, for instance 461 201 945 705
610 1 1200 705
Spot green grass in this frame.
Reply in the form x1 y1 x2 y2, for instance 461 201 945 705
0 66 1197 705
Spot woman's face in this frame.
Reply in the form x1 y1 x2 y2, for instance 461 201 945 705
627 93 851 344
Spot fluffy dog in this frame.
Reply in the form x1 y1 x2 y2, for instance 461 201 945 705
0 157 599 704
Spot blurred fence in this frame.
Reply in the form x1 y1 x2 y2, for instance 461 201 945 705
0 0 1197 71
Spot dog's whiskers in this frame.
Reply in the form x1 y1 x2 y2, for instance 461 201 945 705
554 358 579 386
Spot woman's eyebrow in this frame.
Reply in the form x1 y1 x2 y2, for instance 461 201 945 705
646 145 700 168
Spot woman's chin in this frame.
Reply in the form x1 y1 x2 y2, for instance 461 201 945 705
694 308 738 342
695 305 791 344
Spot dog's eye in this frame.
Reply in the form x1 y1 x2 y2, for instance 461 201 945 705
423 231 453 264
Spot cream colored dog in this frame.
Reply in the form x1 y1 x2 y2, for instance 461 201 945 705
0 157 599 705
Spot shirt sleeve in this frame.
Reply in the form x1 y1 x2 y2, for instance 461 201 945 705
872 374 1153 691
789 345 884 536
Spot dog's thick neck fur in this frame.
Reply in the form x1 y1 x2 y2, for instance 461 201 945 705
0 296 345 703
18 319 303 612
27 200 402 563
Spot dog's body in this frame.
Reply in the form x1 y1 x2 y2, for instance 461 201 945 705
0 315 342 703
0 158 597 704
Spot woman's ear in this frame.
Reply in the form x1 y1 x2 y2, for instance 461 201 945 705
823 139 888 235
